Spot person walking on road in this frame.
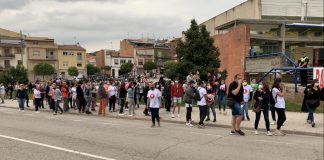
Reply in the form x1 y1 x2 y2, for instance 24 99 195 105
183 80 195 127
272 78 286 136
304 79 321 127
253 82 272 136
242 79 253 121
228 74 245 136
197 80 208 128
53 84 63 115
147 83 162 127
17 84 27 112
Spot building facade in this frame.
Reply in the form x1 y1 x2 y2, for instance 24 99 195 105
104 50 133 78
58 44 87 79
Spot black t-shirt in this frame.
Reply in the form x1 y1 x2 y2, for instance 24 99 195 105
228 81 243 103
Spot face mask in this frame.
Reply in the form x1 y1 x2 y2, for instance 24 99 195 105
243 82 247 86
314 83 319 87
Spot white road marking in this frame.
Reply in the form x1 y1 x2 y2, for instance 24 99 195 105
255 140 294 145
190 132 224 137
0 134 116 160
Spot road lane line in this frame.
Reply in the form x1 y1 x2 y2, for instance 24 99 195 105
190 132 224 137
255 140 294 145
0 134 116 160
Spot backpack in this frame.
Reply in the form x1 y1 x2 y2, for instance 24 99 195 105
195 88 202 101
270 89 277 106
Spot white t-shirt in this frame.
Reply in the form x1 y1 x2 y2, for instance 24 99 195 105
147 89 161 108
71 87 77 99
108 85 117 96
197 87 207 106
34 89 41 99
272 88 285 108
243 85 253 102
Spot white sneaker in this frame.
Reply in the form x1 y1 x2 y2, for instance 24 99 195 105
188 123 194 127
128 114 133 117
186 122 189 126
255 130 259 135
118 113 125 116
267 131 273 136
171 114 175 118
36 111 40 113
177 114 180 118
22 110 25 112
271 121 276 125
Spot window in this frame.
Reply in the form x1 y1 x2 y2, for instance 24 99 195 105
63 61 69 67
4 60 10 68
128 60 132 63
138 59 144 65
63 52 68 56
114 59 119 65
77 63 82 67
69 52 74 56
17 48 22 54
17 60 22 65
4 48 10 54
77 52 82 61
120 59 126 64
314 32 322 37
32 51 40 56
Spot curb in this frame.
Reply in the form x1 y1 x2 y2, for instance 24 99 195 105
1 105 323 137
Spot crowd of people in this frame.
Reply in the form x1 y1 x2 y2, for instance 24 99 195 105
0 71 323 135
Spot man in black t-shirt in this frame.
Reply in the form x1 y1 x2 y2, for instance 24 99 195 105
228 74 245 136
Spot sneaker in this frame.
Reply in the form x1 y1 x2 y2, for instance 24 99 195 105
213 119 216 122
267 131 273 136
274 129 284 136
22 110 25 112
235 129 245 136
177 114 180 118
36 111 40 113
271 121 276 125
171 114 175 118
118 113 125 116
129 114 133 117
247 117 250 121
307 120 312 124
230 130 236 135
186 122 189 126
151 124 155 128
312 122 315 128
205 118 210 122
255 130 259 135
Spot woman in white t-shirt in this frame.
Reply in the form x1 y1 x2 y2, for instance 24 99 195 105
271 78 286 136
71 84 77 109
147 83 162 127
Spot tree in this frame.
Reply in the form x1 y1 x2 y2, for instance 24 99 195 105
120 63 133 75
87 64 100 75
0 65 28 84
143 61 157 71
165 19 221 81
68 66 79 77
33 63 55 80
101 66 111 75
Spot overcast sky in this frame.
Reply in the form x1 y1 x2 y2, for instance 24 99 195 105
0 0 246 52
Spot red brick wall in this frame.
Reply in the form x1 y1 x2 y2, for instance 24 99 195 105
119 39 134 58
95 50 105 69
212 25 250 85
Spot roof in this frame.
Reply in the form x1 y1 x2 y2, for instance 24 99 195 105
25 36 54 41
58 44 86 51
0 28 25 38
105 50 119 57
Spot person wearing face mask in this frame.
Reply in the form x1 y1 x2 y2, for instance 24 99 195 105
304 79 321 127
171 79 184 118
271 78 286 136
206 83 216 122
253 82 272 136
183 80 195 126
217 79 227 115
242 79 253 121
147 83 162 127
127 82 136 116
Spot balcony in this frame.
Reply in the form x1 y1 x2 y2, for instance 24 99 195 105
0 53 15 58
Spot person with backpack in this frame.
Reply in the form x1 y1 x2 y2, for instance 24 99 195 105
272 78 286 136
253 82 272 136
304 79 321 127
197 80 208 128
183 80 195 127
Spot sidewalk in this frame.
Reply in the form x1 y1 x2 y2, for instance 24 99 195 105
1 100 323 137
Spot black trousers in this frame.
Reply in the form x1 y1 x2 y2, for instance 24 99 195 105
186 106 192 122
150 108 160 125
34 98 41 111
275 108 286 130
165 97 172 112
198 105 208 125
119 98 125 113
109 95 116 111
300 70 308 86
270 105 276 121
78 97 86 112
255 107 270 131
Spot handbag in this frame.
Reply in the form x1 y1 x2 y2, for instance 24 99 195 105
253 100 262 112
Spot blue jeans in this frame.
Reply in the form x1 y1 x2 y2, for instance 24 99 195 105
17 98 25 110
217 94 226 111
242 102 250 120
232 100 243 117
307 105 315 123
254 107 270 131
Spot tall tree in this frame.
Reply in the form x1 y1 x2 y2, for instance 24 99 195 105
168 19 221 81
33 63 55 81
120 63 133 75
68 66 79 77
0 65 28 84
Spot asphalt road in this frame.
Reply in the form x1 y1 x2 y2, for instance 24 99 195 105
0 107 323 160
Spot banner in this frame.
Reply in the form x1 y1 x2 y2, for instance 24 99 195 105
313 67 324 89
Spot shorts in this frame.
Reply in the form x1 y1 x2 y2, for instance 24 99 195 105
231 100 243 116
173 97 182 104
